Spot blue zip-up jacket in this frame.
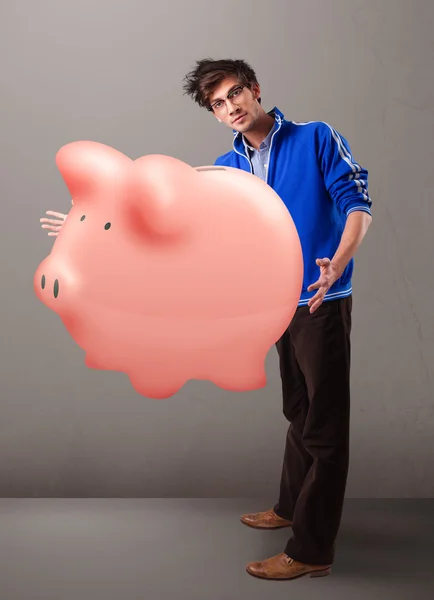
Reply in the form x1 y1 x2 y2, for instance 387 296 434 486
214 107 372 306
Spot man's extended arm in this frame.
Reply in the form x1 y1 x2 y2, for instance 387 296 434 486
331 210 372 277
307 210 372 313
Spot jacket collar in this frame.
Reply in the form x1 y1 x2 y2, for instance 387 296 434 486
232 106 285 154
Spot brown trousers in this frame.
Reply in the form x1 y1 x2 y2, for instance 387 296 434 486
273 296 352 565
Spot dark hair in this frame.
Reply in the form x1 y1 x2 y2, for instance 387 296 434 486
182 58 260 109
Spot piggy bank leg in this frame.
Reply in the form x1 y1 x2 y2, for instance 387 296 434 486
127 365 188 400
85 351 186 399
207 348 268 392
128 376 186 400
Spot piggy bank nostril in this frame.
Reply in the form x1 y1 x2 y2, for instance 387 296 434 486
41 274 46 289
53 279 59 299
104 222 111 230
80 215 86 221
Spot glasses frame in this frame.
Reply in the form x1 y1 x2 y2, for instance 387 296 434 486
207 84 249 113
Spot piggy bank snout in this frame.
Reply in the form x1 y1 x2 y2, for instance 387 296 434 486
37 270 61 299
35 259 74 307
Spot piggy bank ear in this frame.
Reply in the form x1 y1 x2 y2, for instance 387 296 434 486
56 141 131 201
126 154 197 238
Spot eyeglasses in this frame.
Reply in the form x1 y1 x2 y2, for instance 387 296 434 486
207 85 248 113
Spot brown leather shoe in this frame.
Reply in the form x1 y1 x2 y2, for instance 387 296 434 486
246 552 332 580
240 508 292 529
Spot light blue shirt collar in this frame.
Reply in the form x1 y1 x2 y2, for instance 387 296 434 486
242 119 277 154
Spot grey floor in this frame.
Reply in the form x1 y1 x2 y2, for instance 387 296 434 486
0 498 433 600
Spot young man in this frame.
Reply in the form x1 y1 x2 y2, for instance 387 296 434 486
183 58 372 580
41 58 372 581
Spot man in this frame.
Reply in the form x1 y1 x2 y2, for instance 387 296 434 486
40 57 372 581
182 58 372 581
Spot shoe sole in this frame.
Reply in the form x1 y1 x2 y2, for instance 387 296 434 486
240 517 292 530
246 566 332 580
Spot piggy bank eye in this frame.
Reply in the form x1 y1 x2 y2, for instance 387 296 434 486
80 215 86 221
104 222 111 230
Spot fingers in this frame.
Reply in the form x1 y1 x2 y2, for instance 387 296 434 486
40 212 65 236
40 210 65 237
307 286 327 312
308 258 332 313
307 282 319 292
41 223 62 231
40 218 64 226
308 290 322 305
308 276 328 292
45 210 67 219
316 257 331 267
309 297 323 313
308 287 326 310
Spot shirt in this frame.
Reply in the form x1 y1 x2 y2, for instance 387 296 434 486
242 121 277 182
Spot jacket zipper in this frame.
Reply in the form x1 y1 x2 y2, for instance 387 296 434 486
232 139 253 173
266 116 282 185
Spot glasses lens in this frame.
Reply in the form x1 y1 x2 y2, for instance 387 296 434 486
210 85 245 112
228 86 242 101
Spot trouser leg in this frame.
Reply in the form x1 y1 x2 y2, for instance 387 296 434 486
273 324 312 520
280 297 352 565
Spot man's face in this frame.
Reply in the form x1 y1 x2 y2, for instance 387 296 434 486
208 77 261 133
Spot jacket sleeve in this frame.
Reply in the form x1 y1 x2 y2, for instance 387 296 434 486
317 123 372 217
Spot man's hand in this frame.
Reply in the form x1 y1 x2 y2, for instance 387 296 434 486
307 258 340 314
306 212 372 314
40 210 68 236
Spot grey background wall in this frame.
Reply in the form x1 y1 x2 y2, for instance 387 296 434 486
1 0 433 498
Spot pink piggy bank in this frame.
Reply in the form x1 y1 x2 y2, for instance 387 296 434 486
34 141 303 399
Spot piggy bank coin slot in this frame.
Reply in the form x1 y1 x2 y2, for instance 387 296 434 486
195 167 227 172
